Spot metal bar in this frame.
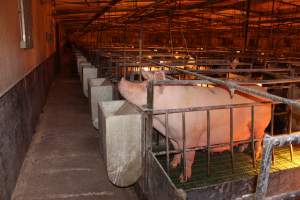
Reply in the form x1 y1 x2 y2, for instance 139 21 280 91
152 101 274 115
145 80 154 192
230 108 234 172
255 135 274 200
148 60 300 109
152 78 300 85
182 112 186 180
168 11 174 57
155 131 160 146
255 133 300 200
251 105 256 168
271 104 275 164
289 105 294 161
165 112 170 174
80 0 121 34
207 110 211 176
288 67 295 161
154 138 262 156
123 25 127 78
243 0 251 52
115 63 119 80
121 67 290 74
139 19 143 81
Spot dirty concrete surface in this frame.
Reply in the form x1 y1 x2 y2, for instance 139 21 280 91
12 49 138 200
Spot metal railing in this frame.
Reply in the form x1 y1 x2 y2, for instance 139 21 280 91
142 66 300 198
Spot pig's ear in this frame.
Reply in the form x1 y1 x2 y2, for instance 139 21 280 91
141 70 154 80
153 71 166 80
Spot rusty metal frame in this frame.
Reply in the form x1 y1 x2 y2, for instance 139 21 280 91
255 134 297 199
139 60 300 198
75 47 300 199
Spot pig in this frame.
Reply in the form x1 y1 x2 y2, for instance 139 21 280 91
118 71 271 182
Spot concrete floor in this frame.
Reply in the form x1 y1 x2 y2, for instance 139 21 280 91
12 51 138 200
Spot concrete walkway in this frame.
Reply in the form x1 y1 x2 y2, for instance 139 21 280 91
12 51 138 200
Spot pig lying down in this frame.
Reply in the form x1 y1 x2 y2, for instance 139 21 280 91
118 71 271 182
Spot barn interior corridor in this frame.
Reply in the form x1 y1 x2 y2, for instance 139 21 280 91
3 0 300 200
11 48 137 200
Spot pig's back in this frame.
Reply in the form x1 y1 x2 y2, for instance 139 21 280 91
154 85 266 110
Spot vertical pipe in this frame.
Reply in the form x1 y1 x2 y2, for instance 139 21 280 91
289 104 294 161
139 19 144 81
243 0 251 52
145 80 154 192
230 108 234 172
182 112 186 180
123 25 127 78
251 105 256 168
271 104 275 163
165 112 170 174
155 132 160 146
270 0 275 50
109 57 112 78
207 110 211 176
289 67 295 161
255 136 274 200
168 11 174 58
115 63 119 80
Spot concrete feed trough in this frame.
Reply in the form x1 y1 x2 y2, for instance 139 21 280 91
82 67 97 97
98 100 142 187
88 78 113 129
76 56 87 73
78 62 92 82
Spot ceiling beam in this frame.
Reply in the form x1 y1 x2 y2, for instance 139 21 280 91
81 0 122 33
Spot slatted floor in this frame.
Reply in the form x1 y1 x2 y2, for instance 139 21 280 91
156 145 300 190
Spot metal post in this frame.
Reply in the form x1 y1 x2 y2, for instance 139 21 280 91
288 67 295 161
182 112 186 180
255 135 274 200
289 104 294 161
139 19 144 81
271 104 275 163
270 0 275 50
109 57 112 78
207 110 211 176
251 105 256 168
165 112 170 174
255 133 300 199
243 0 251 52
115 63 119 80
168 11 174 57
123 24 127 78
145 80 154 193
230 108 234 172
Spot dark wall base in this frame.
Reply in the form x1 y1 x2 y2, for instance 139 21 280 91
0 53 58 200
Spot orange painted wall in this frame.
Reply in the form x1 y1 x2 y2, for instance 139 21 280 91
0 0 56 97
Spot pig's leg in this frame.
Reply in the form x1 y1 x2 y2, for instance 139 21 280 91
255 140 263 159
170 140 181 168
249 122 264 159
179 150 196 183
254 128 265 159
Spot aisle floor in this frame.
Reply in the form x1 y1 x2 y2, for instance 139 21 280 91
12 53 138 200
